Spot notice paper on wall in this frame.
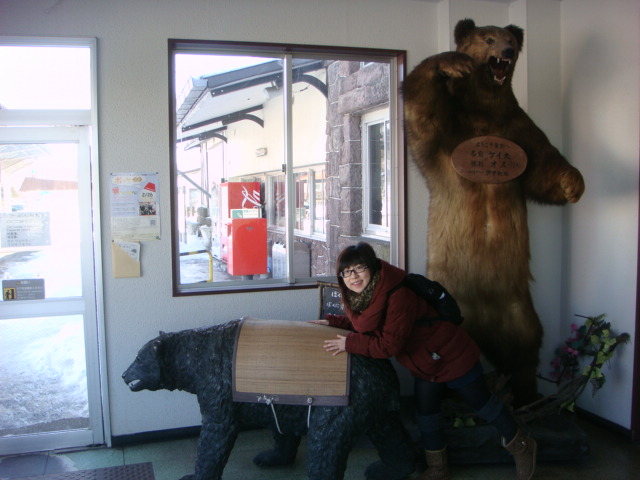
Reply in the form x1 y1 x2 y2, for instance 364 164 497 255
110 172 160 241
112 240 141 278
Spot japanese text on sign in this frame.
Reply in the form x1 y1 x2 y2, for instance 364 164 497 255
2 279 45 301
110 172 160 241
451 136 528 184
0 212 51 247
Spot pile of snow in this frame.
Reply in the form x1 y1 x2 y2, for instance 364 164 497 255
0 316 88 434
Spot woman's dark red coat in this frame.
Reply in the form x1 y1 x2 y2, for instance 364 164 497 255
327 260 480 382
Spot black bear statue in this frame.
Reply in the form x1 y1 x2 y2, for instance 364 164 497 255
122 319 416 480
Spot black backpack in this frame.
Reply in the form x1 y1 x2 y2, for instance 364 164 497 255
389 273 464 325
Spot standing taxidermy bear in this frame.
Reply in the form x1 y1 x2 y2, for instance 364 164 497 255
403 19 585 406
122 319 416 480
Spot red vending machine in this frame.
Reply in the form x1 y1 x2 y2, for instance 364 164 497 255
227 218 267 276
218 182 267 276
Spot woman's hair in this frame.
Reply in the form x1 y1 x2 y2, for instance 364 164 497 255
336 242 381 304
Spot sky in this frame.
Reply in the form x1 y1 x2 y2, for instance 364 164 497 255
0 46 91 109
0 45 270 108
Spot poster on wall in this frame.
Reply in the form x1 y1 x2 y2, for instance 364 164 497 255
110 172 160 241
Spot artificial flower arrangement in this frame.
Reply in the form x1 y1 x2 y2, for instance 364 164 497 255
515 313 629 422
546 313 630 412
446 314 629 426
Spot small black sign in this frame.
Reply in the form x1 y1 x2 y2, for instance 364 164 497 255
318 281 345 318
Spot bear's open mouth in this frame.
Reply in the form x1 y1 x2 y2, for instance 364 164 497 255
488 56 512 85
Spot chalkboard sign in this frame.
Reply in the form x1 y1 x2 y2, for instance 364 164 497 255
317 281 345 318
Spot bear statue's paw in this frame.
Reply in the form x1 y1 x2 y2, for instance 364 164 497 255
434 51 475 79
364 460 415 480
253 448 297 467
560 168 585 203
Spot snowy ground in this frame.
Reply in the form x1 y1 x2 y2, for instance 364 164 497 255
0 247 86 437
0 235 216 438
179 233 232 284
0 315 88 436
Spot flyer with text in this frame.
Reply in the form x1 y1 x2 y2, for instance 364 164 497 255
110 172 160 241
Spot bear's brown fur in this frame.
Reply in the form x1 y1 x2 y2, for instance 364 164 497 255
403 18 585 406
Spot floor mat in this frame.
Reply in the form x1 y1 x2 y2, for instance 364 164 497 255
18 463 154 480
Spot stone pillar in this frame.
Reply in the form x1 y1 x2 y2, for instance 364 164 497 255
325 60 390 267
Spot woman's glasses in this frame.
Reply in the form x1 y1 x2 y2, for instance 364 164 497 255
340 265 368 278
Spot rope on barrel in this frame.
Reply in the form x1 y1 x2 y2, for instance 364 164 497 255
257 395 282 434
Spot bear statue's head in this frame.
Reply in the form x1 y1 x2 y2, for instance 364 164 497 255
122 333 166 392
454 18 524 87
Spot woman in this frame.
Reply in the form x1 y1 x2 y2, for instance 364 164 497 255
315 242 536 480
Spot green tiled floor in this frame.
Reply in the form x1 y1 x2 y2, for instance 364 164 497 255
1 417 640 479
0 429 381 480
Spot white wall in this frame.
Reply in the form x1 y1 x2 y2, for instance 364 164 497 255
560 0 640 427
0 0 637 436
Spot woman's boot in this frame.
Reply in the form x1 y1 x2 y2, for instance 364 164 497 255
419 447 450 480
503 429 537 480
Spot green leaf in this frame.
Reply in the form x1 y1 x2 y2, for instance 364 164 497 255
561 399 576 412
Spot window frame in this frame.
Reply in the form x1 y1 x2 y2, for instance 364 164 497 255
362 109 392 238
169 39 406 296
0 37 109 452
291 165 326 239
266 166 326 239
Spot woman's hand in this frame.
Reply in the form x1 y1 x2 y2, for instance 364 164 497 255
324 334 347 356
308 319 329 325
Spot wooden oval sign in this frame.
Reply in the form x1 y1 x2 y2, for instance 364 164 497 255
451 136 527 184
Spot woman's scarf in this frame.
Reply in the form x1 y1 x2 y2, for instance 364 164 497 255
348 271 380 313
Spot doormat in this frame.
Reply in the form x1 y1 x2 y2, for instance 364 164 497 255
18 462 154 480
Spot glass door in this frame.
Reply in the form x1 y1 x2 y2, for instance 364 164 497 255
0 126 104 454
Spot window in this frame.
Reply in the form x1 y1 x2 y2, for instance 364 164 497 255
363 110 391 237
0 45 91 110
267 167 325 238
170 40 406 294
268 174 286 230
